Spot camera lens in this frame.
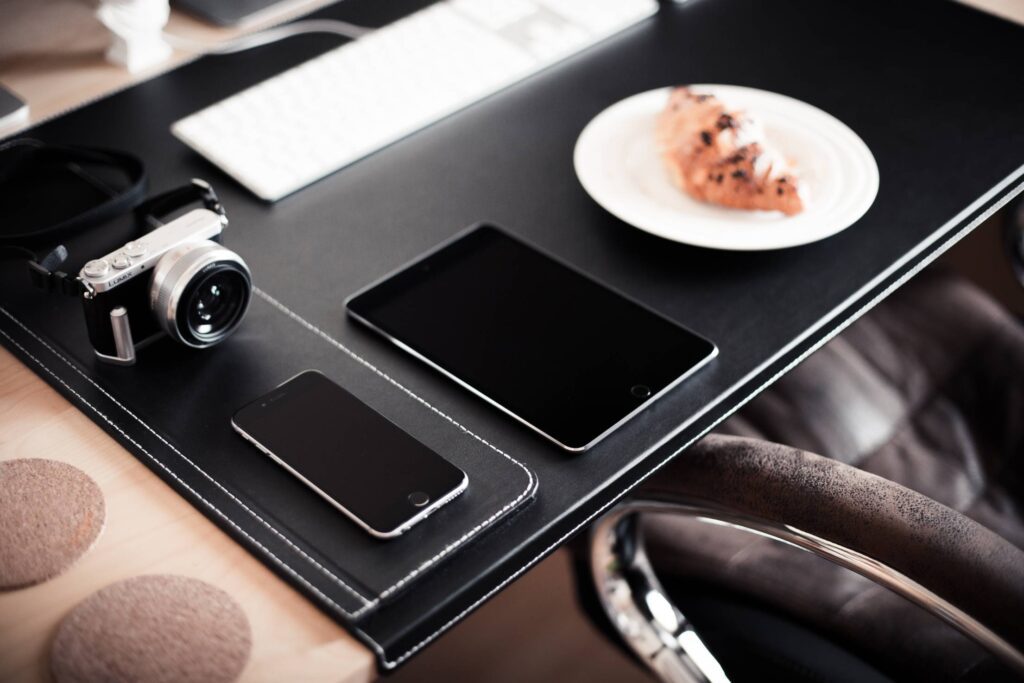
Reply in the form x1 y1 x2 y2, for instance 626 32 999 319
190 277 232 334
151 241 252 349
182 265 250 343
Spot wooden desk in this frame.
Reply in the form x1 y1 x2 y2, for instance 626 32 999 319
0 349 374 681
0 2 374 681
1 0 1021 678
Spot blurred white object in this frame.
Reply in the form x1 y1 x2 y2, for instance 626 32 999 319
171 0 658 201
573 85 880 251
0 84 29 135
97 0 173 73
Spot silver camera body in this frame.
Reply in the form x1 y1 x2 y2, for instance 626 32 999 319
78 208 252 365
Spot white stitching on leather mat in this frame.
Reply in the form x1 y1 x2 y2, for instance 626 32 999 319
0 307 370 612
253 288 537 600
0 323 368 617
0 290 536 617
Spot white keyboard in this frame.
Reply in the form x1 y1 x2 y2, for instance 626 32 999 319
171 0 658 201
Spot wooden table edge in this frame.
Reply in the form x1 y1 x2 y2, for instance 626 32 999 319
0 345 374 683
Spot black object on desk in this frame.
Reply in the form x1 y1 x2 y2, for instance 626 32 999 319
346 224 717 452
232 369 468 539
1 0 1023 670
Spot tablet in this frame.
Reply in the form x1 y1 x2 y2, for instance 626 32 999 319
345 225 717 451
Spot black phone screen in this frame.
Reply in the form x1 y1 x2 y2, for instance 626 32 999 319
232 370 466 537
346 225 717 451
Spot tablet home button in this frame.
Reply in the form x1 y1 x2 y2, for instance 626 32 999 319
631 384 652 399
408 492 431 507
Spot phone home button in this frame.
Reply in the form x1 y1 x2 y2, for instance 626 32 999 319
408 491 431 507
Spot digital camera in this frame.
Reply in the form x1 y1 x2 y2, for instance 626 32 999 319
77 207 252 365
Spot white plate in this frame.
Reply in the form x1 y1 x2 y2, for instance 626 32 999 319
573 85 879 250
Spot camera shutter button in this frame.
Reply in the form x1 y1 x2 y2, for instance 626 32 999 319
111 253 132 270
123 241 147 258
82 259 110 278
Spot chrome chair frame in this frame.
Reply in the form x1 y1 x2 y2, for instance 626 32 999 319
589 499 1024 683
1007 197 1024 287
588 209 1024 682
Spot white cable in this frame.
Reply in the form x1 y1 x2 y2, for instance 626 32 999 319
163 19 374 56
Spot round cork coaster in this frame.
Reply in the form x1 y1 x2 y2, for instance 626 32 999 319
51 574 252 683
0 459 105 590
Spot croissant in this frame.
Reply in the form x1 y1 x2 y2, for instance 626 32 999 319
656 87 805 216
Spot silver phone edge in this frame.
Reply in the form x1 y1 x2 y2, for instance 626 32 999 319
230 418 468 539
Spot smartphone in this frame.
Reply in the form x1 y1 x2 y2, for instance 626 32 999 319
231 370 467 538
346 224 718 452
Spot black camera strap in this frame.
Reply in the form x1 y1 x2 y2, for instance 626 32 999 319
0 139 226 297
0 138 148 244
1 138 148 295
135 178 227 229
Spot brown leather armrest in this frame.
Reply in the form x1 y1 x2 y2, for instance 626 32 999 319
639 434 1024 654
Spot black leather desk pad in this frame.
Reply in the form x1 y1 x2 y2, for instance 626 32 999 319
2 0 1023 669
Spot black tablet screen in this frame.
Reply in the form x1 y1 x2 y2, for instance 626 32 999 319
346 225 717 451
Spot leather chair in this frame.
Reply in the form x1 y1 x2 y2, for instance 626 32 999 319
585 266 1024 682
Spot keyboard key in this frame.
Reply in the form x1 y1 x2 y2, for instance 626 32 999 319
171 0 657 201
